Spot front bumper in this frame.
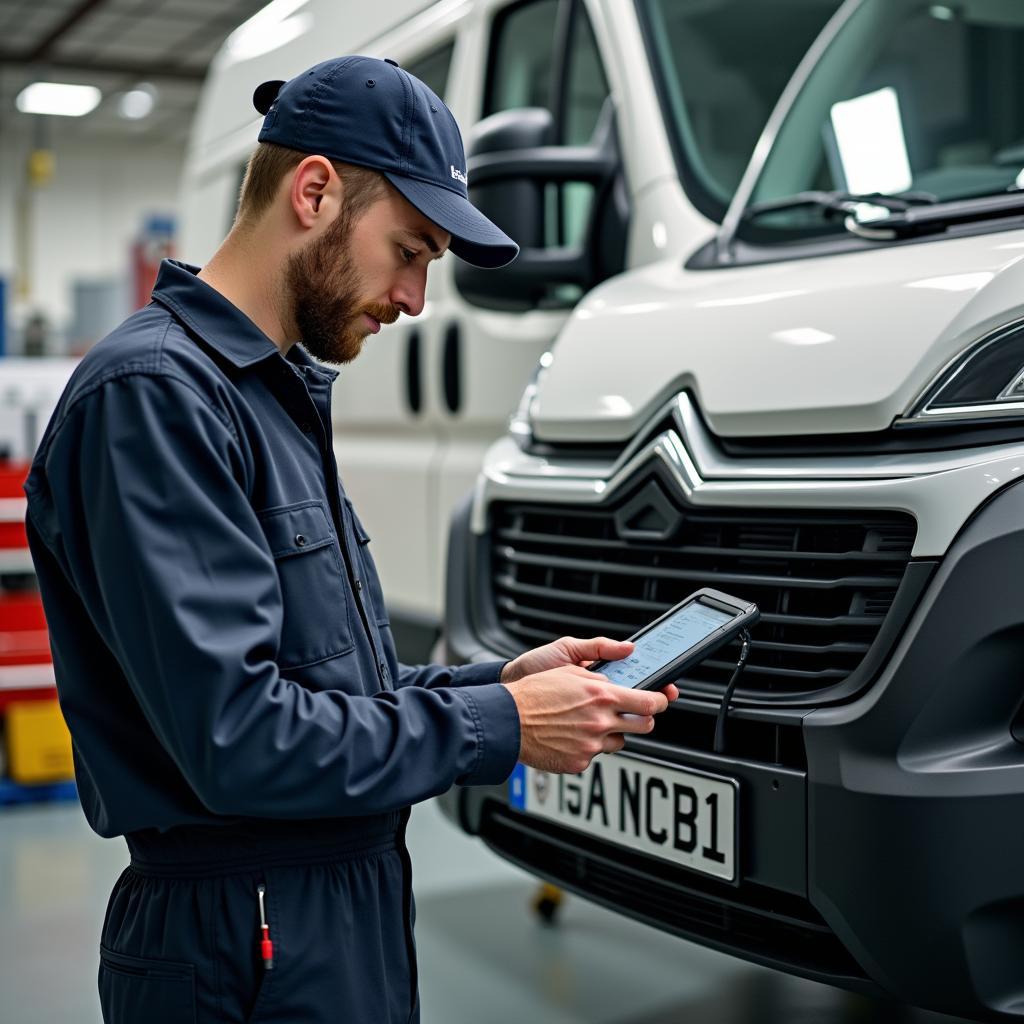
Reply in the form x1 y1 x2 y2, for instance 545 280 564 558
442 475 1024 1022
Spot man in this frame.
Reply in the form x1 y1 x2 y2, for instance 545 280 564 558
25 56 678 1023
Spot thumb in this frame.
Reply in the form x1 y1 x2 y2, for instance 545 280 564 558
572 636 635 664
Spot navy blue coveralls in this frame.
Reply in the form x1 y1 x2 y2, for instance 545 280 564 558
24 259 520 1024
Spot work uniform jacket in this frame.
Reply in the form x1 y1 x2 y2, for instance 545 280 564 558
24 258 520 1023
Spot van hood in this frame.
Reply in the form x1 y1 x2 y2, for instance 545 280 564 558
530 231 1024 441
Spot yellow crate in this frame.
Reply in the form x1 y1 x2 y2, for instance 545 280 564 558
6 700 74 785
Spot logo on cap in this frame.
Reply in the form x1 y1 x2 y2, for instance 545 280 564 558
450 165 468 186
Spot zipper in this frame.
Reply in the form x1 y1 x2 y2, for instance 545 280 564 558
257 884 275 971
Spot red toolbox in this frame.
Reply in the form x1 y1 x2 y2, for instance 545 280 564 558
0 459 66 793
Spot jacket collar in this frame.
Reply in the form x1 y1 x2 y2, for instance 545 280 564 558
150 259 339 381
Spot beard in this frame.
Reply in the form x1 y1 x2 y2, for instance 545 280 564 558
284 206 399 365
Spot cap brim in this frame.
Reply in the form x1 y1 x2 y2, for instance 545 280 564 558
253 80 285 116
384 172 519 269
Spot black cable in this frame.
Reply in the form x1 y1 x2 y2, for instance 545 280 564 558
713 630 751 754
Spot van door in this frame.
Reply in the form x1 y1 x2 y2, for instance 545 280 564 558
431 0 620 617
334 0 613 658
329 33 463 661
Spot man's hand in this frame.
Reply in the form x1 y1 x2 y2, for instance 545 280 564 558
502 662 679 775
501 635 637 682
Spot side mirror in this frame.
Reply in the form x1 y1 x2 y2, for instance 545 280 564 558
454 102 628 311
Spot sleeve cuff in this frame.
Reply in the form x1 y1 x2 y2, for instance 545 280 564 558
452 682 520 785
449 659 508 688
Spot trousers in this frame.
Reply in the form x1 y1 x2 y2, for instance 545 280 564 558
98 816 419 1024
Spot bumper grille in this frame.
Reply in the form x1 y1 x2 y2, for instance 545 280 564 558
482 807 869 985
489 479 917 699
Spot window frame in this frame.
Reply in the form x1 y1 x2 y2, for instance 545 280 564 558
482 0 613 248
633 0 733 226
485 0 609 146
404 38 457 101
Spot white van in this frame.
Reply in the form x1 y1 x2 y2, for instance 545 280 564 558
442 0 1024 1019
180 0 838 660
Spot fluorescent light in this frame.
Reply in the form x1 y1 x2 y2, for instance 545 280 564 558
119 83 157 120
830 86 912 196
929 5 957 21
16 82 101 117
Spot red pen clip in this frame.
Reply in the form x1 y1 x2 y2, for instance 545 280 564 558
257 884 275 971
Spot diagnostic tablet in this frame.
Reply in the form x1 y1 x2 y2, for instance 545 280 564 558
589 588 759 691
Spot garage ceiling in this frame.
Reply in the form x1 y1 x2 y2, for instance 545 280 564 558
0 0 272 145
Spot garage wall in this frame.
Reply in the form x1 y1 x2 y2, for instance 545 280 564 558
0 129 184 354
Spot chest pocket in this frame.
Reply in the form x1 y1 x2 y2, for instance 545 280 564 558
257 500 355 668
345 499 390 627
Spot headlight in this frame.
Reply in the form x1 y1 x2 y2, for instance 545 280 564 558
905 320 1024 423
509 351 554 449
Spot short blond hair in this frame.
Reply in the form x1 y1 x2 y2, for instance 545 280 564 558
234 142 389 226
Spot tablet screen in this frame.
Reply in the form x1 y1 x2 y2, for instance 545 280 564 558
600 601 735 688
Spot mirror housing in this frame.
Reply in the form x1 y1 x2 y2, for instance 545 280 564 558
454 103 628 311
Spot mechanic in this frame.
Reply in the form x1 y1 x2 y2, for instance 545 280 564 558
24 56 678 1024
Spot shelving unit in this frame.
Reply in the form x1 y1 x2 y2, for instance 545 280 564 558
0 360 80 803
0 461 72 800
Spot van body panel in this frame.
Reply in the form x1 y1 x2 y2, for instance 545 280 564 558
628 176 717 273
529 231 1024 440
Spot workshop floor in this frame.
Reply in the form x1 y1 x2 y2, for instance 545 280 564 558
1 799 975 1024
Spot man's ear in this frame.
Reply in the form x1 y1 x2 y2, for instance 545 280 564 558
289 155 343 229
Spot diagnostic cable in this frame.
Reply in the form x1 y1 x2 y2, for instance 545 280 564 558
712 630 751 754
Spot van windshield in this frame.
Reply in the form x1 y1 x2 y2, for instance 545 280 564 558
636 0 842 223
738 0 1024 243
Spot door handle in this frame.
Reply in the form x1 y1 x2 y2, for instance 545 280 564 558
442 323 461 414
405 329 422 414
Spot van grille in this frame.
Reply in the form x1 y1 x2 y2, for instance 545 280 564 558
489 481 916 698
481 808 868 984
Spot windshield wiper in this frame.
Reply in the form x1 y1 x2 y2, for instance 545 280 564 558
741 188 1024 241
741 189 938 225
843 190 1024 240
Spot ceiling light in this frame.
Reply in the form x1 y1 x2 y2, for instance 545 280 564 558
16 82 101 117
119 83 157 120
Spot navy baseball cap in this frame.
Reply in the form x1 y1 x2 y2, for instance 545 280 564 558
253 56 519 269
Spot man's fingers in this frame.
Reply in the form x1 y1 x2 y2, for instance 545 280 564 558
594 636 635 661
602 734 627 754
565 635 635 663
608 686 669 716
614 714 656 735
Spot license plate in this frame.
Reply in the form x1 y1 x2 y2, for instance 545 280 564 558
508 753 738 882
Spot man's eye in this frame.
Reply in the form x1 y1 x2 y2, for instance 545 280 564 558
400 247 417 264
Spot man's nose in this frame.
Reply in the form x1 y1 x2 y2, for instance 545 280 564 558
390 269 427 318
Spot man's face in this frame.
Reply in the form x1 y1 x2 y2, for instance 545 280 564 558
284 185 450 365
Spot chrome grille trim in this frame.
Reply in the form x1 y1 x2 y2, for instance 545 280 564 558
489 493 916 698
474 405 1024 558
